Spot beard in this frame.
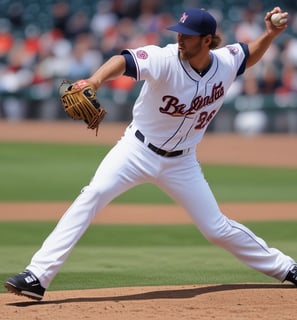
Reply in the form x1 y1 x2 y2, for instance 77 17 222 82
178 39 203 60
179 50 195 60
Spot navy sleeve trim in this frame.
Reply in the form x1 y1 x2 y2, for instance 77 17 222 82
121 50 137 79
237 42 249 76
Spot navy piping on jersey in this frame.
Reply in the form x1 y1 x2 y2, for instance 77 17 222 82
122 43 249 80
192 53 213 77
122 51 137 79
237 42 249 76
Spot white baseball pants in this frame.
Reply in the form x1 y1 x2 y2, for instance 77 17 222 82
27 126 295 288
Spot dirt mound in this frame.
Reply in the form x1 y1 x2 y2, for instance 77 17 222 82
2 284 296 320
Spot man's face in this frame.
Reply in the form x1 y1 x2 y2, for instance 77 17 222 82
177 33 205 60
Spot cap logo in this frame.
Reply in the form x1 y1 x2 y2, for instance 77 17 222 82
179 12 188 23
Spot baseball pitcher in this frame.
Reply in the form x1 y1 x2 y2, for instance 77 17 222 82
4 6 296 300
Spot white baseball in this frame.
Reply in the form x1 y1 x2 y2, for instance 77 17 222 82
271 13 287 27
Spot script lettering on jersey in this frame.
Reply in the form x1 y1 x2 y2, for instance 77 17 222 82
159 81 224 117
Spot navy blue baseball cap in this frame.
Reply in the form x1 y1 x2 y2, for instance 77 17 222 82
167 8 216 36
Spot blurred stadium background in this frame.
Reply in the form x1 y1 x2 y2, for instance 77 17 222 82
0 0 296 134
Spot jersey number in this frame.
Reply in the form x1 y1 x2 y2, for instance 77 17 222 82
195 110 216 129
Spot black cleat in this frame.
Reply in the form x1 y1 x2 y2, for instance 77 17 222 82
4 270 45 300
285 265 297 286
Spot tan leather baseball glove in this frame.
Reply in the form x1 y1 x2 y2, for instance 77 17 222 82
59 80 106 136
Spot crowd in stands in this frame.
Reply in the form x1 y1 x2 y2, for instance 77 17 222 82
0 0 296 131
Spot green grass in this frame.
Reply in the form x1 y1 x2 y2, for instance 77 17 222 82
0 142 296 293
203 165 297 202
0 142 296 202
0 221 296 292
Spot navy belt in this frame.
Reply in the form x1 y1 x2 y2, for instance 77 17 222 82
135 130 183 157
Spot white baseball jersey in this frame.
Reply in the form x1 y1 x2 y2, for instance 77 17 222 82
125 43 246 150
